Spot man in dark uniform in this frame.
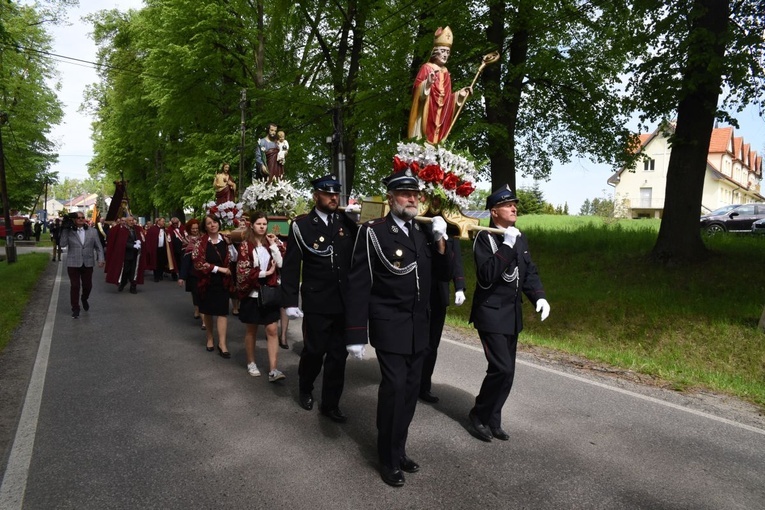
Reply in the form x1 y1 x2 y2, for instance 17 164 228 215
281 174 358 422
419 230 466 404
468 185 550 442
345 168 451 487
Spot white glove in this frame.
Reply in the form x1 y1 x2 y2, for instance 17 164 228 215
346 344 366 360
503 226 521 248
431 216 448 242
285 307 303 319
535 298 550 321
133 240 141 249
344 204 361 213
454 290 466 306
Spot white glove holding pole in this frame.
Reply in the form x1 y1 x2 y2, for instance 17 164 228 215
133 240 141 250
454 290 466 306
503 226 521 248
535 298 550 321
346 344 366 360
285 307 303 319
431 216 448 242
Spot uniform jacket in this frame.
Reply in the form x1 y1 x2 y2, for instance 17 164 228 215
145 224 177 271
345 214 451 354
469 230 546 335
281 209 358 314
60 226 104 268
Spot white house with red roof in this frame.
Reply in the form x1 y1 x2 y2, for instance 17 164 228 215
607 124 763 218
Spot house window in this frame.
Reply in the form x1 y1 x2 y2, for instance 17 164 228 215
640 188 652 208
643 158 655 171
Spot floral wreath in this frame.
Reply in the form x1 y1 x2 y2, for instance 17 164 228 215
393 141 478 210
241 178 302 218
205 200 244 229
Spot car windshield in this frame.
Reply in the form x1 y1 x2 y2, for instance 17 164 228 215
708 205 739 216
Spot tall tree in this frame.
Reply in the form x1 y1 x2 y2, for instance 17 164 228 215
0 1 64 214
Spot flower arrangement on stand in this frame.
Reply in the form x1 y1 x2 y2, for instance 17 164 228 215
393 141 478 211
204 200 244 230
241 178 302 218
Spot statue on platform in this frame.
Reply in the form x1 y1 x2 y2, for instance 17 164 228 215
213 162 237 204
408 26 473 145
255 123 285 181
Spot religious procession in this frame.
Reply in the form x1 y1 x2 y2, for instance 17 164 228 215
60 27 550 489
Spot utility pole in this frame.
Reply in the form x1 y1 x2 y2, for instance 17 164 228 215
238 88 247 201
0 112 17 263
334 101 348 207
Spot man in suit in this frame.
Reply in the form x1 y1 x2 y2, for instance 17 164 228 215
59 212 105 318
345 168 451 487
468 185 550 442
282 174 358 422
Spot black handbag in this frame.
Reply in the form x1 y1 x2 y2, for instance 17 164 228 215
257 285 281 309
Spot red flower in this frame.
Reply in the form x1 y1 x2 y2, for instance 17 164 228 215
419 164 444 183
393 156 408 172
442 172 459 190
410 161 420 176
456 181 475 197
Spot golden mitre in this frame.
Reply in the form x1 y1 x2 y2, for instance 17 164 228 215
433 26 453 48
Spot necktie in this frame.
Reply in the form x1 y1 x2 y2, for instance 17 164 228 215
327 214 333 228
405 222 412 237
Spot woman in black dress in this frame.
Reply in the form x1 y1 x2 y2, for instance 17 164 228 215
236 211 286 381
192 214 233 357
177 219 202 326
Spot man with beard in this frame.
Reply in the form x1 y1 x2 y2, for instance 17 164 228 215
255 123 282 180
345 168 451 487
282 175 358 422
105 216 146 294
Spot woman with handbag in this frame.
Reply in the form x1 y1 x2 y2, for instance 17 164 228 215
236 211 286 381
192 214 234 357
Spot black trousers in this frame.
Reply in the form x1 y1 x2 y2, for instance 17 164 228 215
376 348 425 469
67 265 93 312
154 245 168 280
121 255 137 285
420 301 447 393
473 331 518 428
298 312 348 410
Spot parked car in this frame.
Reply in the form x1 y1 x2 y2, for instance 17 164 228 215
700 203 765 234
752 217 765 235
0 216 27 240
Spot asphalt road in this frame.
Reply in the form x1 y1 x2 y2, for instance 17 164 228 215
1 252 764 509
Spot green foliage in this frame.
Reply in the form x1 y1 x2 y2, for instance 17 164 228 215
450 216 765 406
0 1 64 214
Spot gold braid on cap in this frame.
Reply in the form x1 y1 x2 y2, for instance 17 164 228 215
433 26 453 48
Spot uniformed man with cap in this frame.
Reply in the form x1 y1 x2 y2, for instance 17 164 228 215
345 168 451 487
281 174 359 423
468 185 550 442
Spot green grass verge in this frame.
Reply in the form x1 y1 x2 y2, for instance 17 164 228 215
0 253 50 352
450 215 765 408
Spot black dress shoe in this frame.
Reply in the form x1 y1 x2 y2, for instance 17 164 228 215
81 298 89 311
299 392 314 410
217 347 231 359
468 409 493 442
71 310 79 319
490 427 510 441
320 407 347 423
118 282 126 292
399 455 420 473
379 466 405 487
279 340 289 350
129 284 137 294
419 390 439 403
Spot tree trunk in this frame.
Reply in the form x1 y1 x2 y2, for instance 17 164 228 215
483 0 529 192
651 0 729 264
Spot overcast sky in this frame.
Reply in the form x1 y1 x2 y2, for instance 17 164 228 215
46 0 765 213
